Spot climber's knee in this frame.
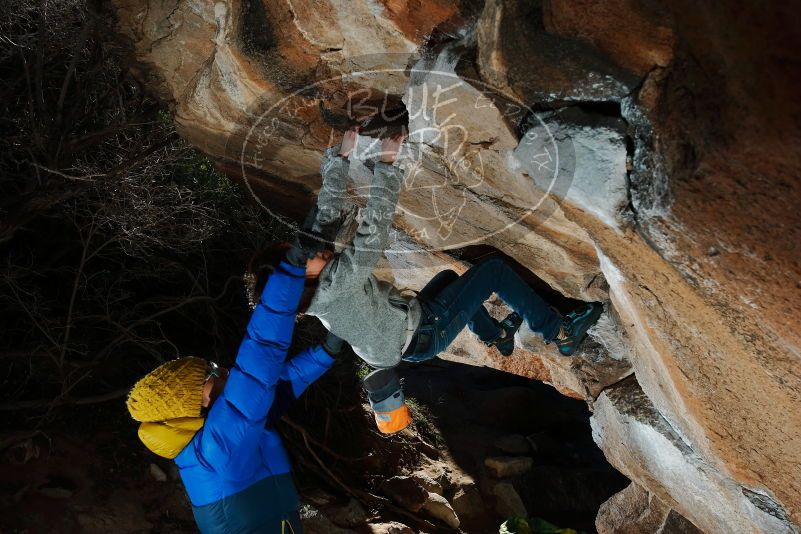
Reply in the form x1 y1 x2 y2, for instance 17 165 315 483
439 269 459 282
419 269 459 301
473 254 507 275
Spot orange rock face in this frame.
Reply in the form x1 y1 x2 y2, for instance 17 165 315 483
112 0 801 531
543 0 674 75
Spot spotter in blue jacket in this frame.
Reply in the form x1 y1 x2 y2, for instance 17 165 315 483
174 260 335 533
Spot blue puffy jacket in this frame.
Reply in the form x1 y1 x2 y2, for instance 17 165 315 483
174 260 334 530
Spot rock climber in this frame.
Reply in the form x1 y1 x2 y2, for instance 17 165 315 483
248 126 603 434
126 228 342 534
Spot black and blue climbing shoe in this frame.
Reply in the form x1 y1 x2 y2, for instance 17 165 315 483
487 312 524 357
554 303 604 356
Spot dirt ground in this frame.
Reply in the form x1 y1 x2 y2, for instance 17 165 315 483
1 403 197 533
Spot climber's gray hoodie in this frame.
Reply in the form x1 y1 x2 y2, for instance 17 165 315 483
306 146 421 369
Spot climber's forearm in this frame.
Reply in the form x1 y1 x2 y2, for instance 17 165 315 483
346 160 402 269
316 145 351 227
317 160 402 284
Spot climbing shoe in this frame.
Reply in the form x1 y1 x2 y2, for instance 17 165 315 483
554 302 604 356
487 312 524 356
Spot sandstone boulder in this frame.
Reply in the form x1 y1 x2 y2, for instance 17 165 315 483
380 476 428 513
367 522 414 534
592 377 796 533
410 472 443 496
421 492 461 529
452 485 486 521
596 482 701 534
485 456 534 478
492 481 528 518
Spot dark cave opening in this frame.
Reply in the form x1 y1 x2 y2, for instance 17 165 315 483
398 359 630 533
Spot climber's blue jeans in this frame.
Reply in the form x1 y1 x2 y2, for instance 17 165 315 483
402 255 563 362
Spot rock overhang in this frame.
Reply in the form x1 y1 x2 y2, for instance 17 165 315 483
111 0 801 530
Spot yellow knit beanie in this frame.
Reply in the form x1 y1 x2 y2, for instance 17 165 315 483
127 357 208 459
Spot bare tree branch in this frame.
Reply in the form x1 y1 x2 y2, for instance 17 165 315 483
0 388 128 411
